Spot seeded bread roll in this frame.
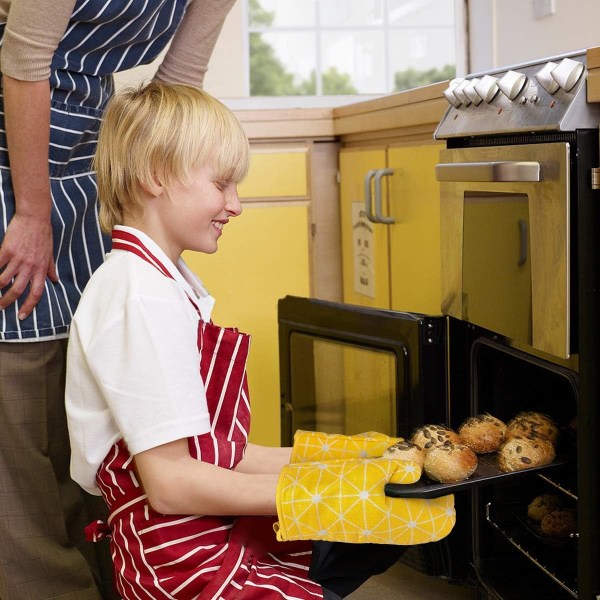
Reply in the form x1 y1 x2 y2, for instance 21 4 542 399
498 433 556 472
423 443 478 483
506 411 559 445
411 424 461 453
527 493 565 522
540 509 577 539
383 440 425 468
458 413 507 454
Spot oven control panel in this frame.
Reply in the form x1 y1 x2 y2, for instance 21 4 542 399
434 51 600 138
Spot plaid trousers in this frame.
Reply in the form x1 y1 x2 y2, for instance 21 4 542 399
0 340 115 600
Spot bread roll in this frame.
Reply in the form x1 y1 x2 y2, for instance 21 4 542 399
383 440 425 468
411 424 461 453
498 433 555 472
423 443 478 483
540 509 577 539
458 413 507 454
527 493 564 522
506 411 559 445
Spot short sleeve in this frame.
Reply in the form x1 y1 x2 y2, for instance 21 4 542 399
85 293 211 455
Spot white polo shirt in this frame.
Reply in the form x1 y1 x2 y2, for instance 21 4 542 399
66 226 215 495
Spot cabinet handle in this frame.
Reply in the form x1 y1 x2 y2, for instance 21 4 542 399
364 169 378 223
435 161 541 182
374 168 395 224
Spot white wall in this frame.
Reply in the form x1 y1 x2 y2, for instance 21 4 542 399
468 0 600 73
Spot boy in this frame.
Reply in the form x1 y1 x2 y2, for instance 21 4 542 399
65 82 455 599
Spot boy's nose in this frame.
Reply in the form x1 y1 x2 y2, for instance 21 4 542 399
226 186 242 216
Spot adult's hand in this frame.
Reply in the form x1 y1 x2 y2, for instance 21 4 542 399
0 212 57 319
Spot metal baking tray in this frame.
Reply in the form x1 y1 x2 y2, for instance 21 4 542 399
384 454 568 499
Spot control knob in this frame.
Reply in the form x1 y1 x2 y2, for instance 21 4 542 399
551 57 584 92
463 78 483 105
474 74 500 103
443 78 463 107
498 70 527 100
453 79 472 105
535 61 560 94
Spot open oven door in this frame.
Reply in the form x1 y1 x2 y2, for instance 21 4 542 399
277 295 473 582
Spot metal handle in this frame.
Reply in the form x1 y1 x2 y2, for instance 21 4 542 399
436 161 541 182
374 168 395 224
364 170 378 223
517 219 528 266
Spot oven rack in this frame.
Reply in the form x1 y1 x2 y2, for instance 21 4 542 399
537 472 578 501
485 502 577 598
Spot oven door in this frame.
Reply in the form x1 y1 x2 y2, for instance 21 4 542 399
278 296 447 446
437 142 570 358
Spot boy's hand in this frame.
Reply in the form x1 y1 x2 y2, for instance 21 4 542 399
274 457 455 545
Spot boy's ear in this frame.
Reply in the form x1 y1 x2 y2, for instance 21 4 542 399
140 171 165 197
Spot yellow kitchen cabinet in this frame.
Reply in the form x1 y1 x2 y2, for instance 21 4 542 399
237 148 307 198
340 142 443 315
339 147 390 308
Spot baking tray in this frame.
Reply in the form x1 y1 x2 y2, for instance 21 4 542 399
384 454 568 499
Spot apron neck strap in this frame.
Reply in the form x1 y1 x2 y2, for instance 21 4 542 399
111 229 201 315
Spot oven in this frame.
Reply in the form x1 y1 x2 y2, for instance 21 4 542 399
434 49 600 600
278 50 600 599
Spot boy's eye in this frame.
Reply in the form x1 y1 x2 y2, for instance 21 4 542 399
215 181 227 190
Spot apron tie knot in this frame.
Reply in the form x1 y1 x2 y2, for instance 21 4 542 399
85 519 112 542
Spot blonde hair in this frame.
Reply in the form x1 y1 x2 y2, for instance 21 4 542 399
94 81 250 232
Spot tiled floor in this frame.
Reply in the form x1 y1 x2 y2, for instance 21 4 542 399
347 561 475 600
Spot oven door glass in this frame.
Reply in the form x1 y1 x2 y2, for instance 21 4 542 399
438 142 570 358
278 296 447 445
288 334 397 436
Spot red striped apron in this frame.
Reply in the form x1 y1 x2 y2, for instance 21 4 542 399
88 230 323 599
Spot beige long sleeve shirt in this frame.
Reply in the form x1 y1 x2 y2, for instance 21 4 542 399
0 0 235 86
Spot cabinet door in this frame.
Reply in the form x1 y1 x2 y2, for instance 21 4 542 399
184 204 311 447
339 148 390 308
387 144 443 315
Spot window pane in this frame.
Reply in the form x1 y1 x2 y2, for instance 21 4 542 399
321 31 386 94
250 32 317 95
249 0 316 28
389 28 456 92
319 0 383 27
388 0 454 27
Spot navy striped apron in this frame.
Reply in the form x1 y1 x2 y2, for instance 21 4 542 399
0 0 188 340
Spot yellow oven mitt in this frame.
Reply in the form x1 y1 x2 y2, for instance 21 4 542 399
274 458 455 545
290 430 403 463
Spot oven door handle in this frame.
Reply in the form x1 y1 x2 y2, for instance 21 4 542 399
435 161 541 182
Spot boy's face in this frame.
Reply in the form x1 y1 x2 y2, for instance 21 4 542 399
156 163 242 260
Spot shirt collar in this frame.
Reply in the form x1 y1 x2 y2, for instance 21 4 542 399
113 225 215 322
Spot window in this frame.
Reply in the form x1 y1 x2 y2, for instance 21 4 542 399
247 0 461 98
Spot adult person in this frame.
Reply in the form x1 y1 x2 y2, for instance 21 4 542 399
0 1 235 598
65 81 456 599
